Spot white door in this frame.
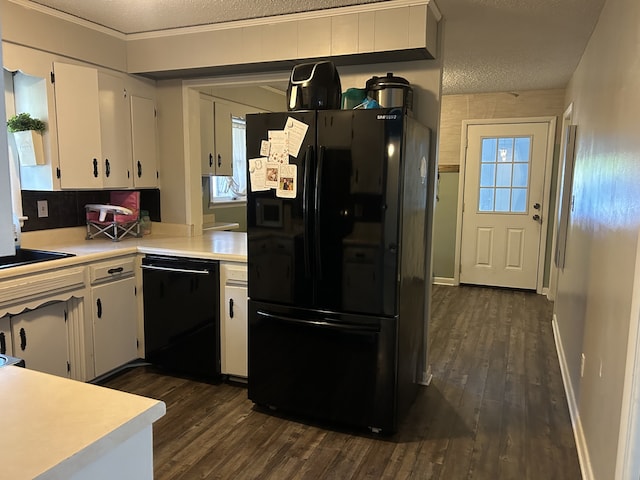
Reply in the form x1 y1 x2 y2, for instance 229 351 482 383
223 284 248 377
460 122 549 289
92 276 138 377
11 302 69 377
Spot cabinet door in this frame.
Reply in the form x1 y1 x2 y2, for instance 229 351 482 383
98 72 132 188
223 284 248 377
11 302 69 377
92 276 138 377
130 95 158 187
0 315 12 356
200 95 215 176
53 62 103 189
213 101 234 176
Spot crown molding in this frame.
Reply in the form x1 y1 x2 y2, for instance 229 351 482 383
8 0 127 39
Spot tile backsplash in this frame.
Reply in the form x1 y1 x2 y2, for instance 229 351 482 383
21 189 161 232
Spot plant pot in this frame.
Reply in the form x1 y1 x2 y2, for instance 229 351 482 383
13 130 45 166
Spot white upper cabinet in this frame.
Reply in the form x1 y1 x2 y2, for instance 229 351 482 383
199 95 243 177
99 73 133 188
130 95 158 188
53 62 102 189
53 62 132 189
213 101 235 177
200 94 215 176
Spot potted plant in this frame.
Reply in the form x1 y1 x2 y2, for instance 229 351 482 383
7 112 46 166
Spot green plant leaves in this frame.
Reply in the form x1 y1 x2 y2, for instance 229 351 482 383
7 112 46 133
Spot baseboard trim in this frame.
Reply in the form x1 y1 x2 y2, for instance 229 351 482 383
433 276 456 286
552 314 594 480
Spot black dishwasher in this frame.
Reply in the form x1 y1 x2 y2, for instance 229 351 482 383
141 255 221 380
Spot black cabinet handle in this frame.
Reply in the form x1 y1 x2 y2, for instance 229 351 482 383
93 158 98 178
105 158 111 177
97 298 102 319
229 298 234 318
209 153 213 168
0 332 5 354
137 160 142 178
19 327 27 351
217 153 222 168
108 267 124 275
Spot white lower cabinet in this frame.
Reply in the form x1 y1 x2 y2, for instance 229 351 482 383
10 302 70 377
90 258 138 378
220 263 248 378
0 315 12 356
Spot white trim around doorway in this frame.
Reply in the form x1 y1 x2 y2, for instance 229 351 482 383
453 116 557 294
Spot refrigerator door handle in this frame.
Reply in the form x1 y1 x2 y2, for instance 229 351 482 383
314 145 325 280
303 145 314 278
256 310 380 333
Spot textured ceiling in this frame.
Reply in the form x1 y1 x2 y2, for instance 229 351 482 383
25 0 606 95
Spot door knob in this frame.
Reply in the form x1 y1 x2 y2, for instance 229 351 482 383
533 214 541 222
533 203 541 210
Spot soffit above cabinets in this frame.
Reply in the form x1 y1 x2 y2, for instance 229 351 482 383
18 0 606 94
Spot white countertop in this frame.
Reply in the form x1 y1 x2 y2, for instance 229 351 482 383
0 366 165 479
0 228 247 280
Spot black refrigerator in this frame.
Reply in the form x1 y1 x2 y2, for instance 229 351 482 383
246 108 433 433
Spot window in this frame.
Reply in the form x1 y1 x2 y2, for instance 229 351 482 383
478 136 531 213
211 116 247 202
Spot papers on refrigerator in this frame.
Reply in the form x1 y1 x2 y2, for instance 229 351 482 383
276 164 297 198
253 117 309 196
248 158 269 192
268 130 289 163
284 117 309 158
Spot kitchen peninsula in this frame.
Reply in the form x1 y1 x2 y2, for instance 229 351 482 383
0 366 165 480
0 228 246 477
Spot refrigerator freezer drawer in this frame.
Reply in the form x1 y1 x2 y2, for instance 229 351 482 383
248 301 398 433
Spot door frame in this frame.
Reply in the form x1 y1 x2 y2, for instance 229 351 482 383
548 103 574 301
453 116 557 293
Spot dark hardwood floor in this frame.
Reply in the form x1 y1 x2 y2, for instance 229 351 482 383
103 285 582 479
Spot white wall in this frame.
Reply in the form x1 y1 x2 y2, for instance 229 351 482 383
554 0 640 477
0 12 15 256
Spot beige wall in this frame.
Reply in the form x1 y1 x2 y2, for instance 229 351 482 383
439 89 566 165
554 0 640 477
433 89 566 281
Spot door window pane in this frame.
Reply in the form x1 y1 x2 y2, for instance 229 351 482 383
511 188 527 212
481 138 497 162
479 188 494 211
513 163 528 187
498 138 513 162
495 189 511 212
480 164 496 187
476 135 532 213
514 137 531 162
496 164 513 187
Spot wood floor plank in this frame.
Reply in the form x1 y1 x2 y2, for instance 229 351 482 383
102 285 582 480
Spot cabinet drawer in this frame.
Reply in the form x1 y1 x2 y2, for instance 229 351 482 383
223 264 248 284
90 257 135 284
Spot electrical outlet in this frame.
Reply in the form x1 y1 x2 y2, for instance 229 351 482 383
37 200 49 218
581 353 586 377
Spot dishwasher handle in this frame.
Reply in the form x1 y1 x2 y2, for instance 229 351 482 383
140 264 211 275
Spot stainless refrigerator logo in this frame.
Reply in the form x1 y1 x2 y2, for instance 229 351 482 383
377 114 399 120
